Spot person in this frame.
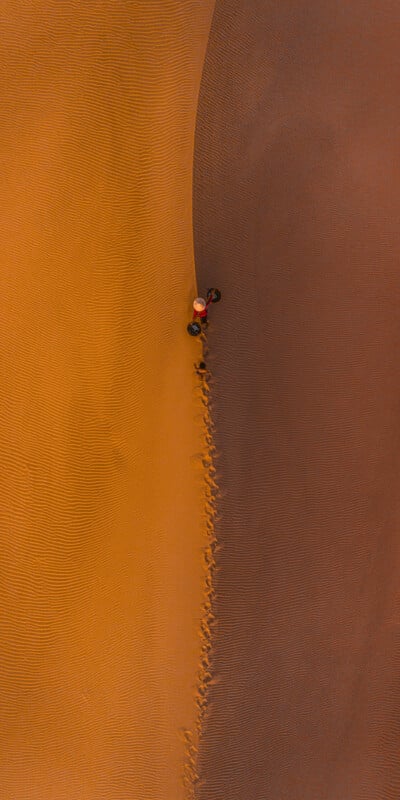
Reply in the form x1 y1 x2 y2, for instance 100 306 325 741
193 296 212 325
195 361 209 378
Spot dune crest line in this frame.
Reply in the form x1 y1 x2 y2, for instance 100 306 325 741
183 333 219 799
193 1 400 798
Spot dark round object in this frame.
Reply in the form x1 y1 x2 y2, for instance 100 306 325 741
207 287 221 303
187 321 202 336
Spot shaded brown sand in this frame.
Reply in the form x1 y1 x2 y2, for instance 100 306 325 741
193 2 400 798
0 3 215 798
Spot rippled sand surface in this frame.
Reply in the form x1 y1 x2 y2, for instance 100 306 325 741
194 2 400 798
0 3 214 798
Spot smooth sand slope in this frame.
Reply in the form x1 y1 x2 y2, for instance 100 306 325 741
0 3 215 798
194 2 400 798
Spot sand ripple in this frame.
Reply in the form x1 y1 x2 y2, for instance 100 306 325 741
0 3 215 798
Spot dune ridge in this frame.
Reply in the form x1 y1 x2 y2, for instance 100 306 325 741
184 334 219 798
193 2 400 798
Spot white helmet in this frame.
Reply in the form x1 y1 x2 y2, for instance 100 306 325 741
193 297 206 312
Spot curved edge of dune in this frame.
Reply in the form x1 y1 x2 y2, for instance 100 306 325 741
183 335 219 798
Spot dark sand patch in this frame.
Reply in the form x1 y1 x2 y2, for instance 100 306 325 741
193 3 400 798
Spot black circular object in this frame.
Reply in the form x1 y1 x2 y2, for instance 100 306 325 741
187 321 202 336
207 287 221 303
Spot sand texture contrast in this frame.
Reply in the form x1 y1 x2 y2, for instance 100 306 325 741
0 2 215 798
194 2 400 798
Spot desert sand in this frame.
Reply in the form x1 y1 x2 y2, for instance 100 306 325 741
0 2 215 798
194 2 400 798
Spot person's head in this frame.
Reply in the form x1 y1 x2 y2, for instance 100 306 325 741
193 297 206 313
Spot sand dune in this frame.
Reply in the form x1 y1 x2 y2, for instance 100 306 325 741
0 3 215 798
194 2 400 798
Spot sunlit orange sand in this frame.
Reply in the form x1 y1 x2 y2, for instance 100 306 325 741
0 3 215 797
